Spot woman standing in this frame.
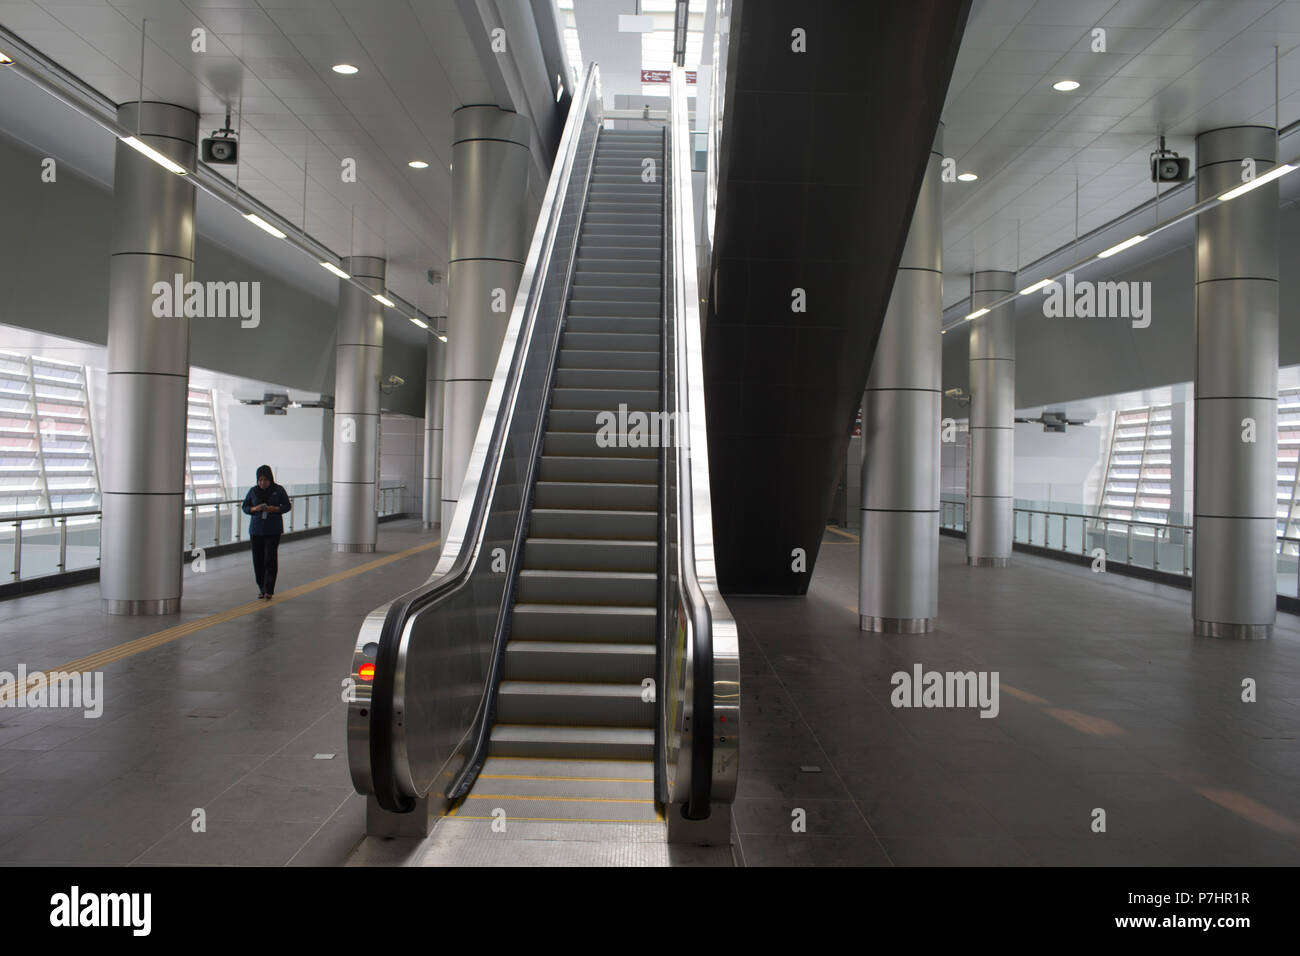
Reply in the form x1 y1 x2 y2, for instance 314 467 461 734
241 464 292 599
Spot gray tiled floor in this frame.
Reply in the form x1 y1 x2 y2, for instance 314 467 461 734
4 521 1299 866
0 521 438 865
728 532 1300 866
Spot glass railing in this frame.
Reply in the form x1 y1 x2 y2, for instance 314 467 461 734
939 494 1300 598
1 484 407 585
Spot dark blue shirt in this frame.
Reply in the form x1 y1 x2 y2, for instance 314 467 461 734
242 484 292 536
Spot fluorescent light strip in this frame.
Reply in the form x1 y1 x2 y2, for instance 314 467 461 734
1218 163 1297 201
1097 234 1146 258
373 293 395 308
244 213 287 239
1019 278 1054 295
436 332 448 342
120 135 187 175
0 50 12 65
964 307 989 321
409 316 428 329
320 261 350 279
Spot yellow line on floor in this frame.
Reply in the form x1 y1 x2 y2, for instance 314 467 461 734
464 793 654 804
478 773 648 783
825 525 859 542
0 538 440 704
445 815 663 825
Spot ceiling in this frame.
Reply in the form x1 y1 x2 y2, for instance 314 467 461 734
0 0 567 344
941 0 1300 308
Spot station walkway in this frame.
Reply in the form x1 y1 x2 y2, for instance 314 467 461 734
730 532 1300 866
1 522 1297 866
0 521 437 865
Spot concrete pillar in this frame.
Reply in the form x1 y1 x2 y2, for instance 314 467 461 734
422 334 445 529
1193 126 1279 639
860 126 943 632
966 269 1016 567
332 255 385 553
100 102 198 615
441 106 530 529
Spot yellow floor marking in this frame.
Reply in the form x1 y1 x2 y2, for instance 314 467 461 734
464 793 654 804
446 815 662 825
825 525 859 542
483 755 652 765
0 538 440 704
1191 785 1300 836
479 773 648 783
1001 683 1051 705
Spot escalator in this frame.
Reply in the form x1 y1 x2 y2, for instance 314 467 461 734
347 64 738 842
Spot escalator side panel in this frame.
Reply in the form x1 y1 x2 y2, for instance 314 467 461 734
704 0 972 594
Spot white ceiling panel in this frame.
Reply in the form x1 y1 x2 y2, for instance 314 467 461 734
942 0 1300 308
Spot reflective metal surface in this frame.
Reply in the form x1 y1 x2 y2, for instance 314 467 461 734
660 67 740 815
966 269 1016 567
1193 126 1279 638
332 257 385 552
100 101 198 615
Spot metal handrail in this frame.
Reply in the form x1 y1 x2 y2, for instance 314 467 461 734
659 66 739 818
2 484 407 584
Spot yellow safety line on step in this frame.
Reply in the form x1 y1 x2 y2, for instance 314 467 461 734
0 538 440 704
478 773 648 783
463 793 654 804
446 815 663 825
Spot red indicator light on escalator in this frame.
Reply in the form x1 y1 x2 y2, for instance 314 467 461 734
359 663 375 681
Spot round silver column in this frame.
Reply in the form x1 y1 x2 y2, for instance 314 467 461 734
441 106 530 529
966 269 1016 567
1193 126 1278 640
100 102 198 616
422 334 445 529
332 255 385 553
860 126 943 633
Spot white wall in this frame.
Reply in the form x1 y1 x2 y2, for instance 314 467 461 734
1012 421 1105 510
219 398 330 495
379 413 423 515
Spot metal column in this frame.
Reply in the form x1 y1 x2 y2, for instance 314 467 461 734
100 102 198 615
441 106 530 530
1193 126 1279 639
422 334 445 529
860 127 943 632
332 255 385 553
966 269 1016 567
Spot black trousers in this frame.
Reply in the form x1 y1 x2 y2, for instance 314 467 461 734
250 534 281 594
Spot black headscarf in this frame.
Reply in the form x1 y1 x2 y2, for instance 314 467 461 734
253 464 274 503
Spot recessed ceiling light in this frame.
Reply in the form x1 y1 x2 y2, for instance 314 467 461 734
957 172 978 182
320 261 350 279
408 160 429 169
410 316 428 329
0 50 13 65
1053 79 1080 92
373 293 395 308
332 63 359 75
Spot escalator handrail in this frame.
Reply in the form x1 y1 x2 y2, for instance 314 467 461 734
666 65 739 816
366 62 602 812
